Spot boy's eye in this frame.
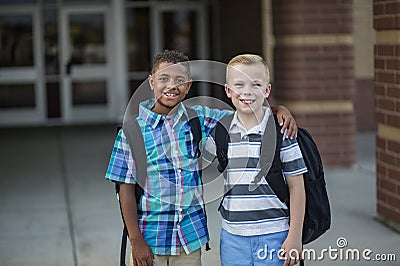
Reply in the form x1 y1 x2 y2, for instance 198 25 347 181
176 78 186 84
159 77 169 82
234 83 243 87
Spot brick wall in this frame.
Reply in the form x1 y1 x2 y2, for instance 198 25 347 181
272 0 356 166
374 0 400 231
354 0 375 132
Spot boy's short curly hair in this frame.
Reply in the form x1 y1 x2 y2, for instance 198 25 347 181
152 50 191 77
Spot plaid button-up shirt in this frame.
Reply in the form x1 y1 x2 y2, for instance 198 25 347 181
106 99 231 255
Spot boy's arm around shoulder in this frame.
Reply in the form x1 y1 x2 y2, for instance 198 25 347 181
190 105 233 136
271 105 298 139
189 104 297 138
281 174 305 266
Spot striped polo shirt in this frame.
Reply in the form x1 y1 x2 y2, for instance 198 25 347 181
220 108 308 236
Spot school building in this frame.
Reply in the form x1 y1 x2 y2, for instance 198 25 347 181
0 0 399 232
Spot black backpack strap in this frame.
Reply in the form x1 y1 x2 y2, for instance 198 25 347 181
186 107 202 157
262 116 290 202
212 114 236 211
249 114 278 190
120 226 129 266
122 117 147 193
213 114 234 173
114 179 129 266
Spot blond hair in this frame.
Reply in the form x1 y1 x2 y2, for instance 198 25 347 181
226 54 270 83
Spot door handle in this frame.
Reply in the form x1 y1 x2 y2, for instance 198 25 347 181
66 57 73 75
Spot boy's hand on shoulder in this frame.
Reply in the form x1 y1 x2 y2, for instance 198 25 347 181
272 105 298 139
281 236 302 266
131 235 154 266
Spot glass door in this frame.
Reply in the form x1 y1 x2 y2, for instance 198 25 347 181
0 6 45 125
59 6 113 123
153 3 207 60
152 3 208 83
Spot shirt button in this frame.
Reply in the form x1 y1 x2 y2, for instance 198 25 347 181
181 188 184 192
178 169 182 173
180 208 183 212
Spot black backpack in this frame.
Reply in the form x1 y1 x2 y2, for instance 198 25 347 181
113 107 207 266
213 114 331 245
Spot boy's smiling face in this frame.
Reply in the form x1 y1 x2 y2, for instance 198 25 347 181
149 62 192 115
225 63 271 119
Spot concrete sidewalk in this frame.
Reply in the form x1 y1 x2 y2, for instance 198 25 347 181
0 126 398 266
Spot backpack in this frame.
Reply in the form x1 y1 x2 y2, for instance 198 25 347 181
113 107 207 266
213 114 331 245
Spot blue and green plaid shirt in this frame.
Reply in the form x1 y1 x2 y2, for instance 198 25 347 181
106 99 231 255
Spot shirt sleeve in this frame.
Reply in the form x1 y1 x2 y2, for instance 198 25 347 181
105 129 137 184
280 129 308 177
191 105 233 137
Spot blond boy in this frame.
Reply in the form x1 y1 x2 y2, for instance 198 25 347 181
217 54 307 266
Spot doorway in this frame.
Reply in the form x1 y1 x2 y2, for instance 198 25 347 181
0 6 45 125
59 6 114 123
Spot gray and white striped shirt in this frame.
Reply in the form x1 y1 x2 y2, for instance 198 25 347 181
219 108 308 236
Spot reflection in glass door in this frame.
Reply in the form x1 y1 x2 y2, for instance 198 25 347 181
153 4 207 60
162 10 198 59
153 4 209 96
0 7 45 125
60 6 113 123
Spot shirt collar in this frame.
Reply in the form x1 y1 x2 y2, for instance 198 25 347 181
138 99 188 129
230 107 271 135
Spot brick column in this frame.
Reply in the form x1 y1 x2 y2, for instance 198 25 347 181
272 0 356 166
374 0 400 231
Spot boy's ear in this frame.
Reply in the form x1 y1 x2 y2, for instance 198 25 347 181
264 83 272 98
185 80 192 94
148 74 154 90
224 84 232 98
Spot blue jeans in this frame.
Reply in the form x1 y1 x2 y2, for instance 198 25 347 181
220 228 288 266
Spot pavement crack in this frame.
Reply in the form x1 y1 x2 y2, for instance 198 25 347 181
58 129 79 266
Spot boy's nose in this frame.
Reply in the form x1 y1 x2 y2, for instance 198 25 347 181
167 80 178 88
241 87 252 95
